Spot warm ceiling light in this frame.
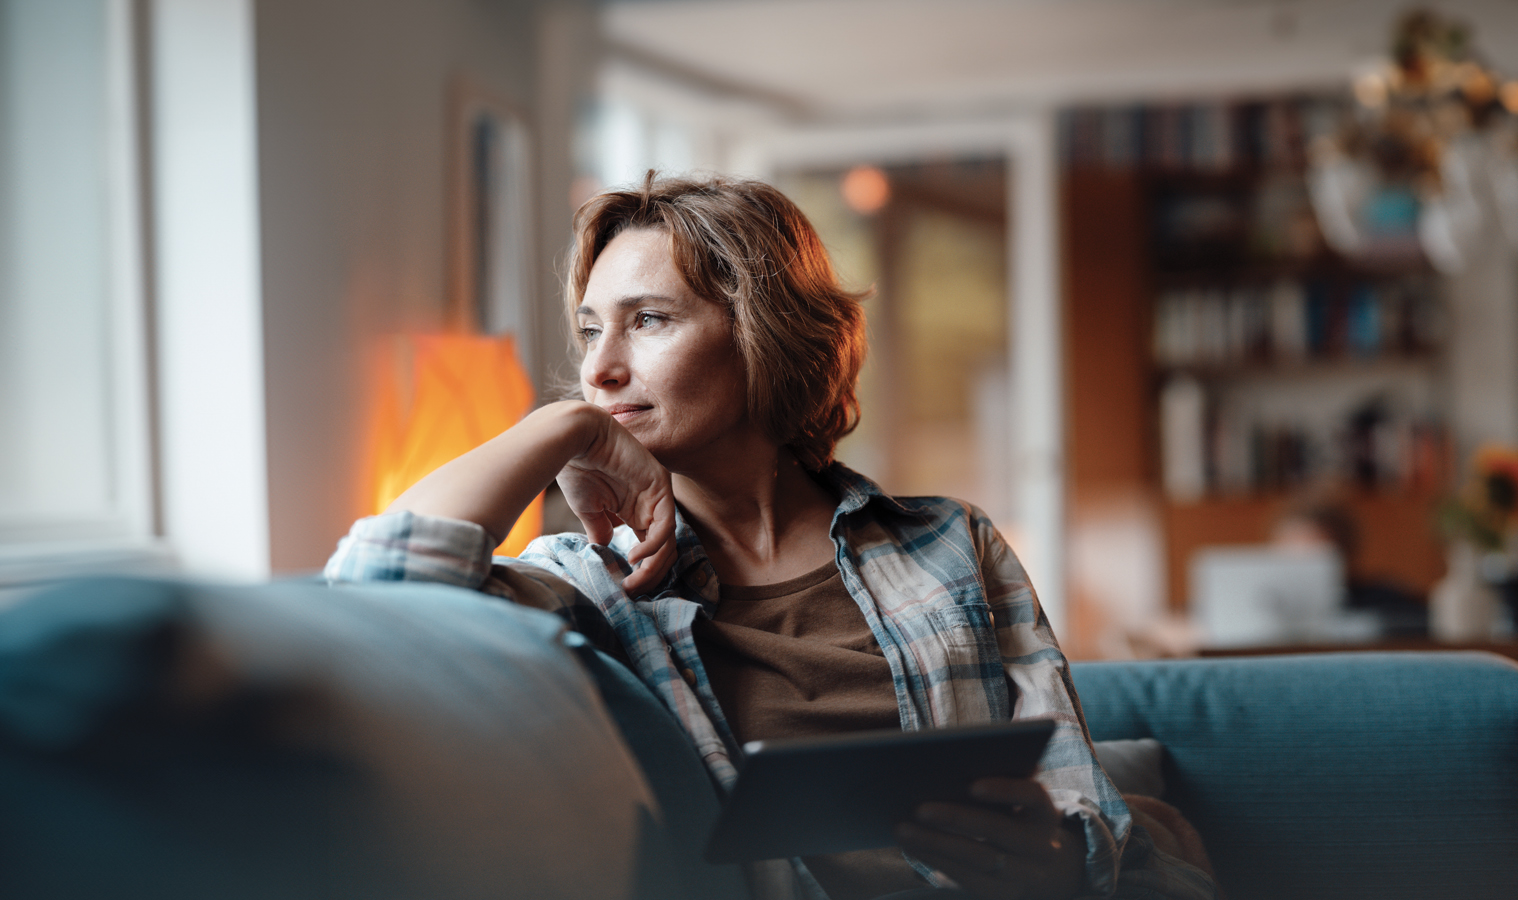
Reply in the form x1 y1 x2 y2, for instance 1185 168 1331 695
841 165 890 214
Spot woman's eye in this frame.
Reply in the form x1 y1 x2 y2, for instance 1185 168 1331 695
635 312 664 329
577 326 601 343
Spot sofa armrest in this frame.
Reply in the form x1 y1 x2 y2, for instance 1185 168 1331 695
1070 652 1518 900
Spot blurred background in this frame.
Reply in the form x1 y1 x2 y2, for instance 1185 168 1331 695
5 0 1518 659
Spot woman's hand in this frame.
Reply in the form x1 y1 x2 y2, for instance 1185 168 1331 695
384 401 674 591
557 408 678 595
894 777 1085 900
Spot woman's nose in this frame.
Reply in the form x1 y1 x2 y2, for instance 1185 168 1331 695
583 332 630 389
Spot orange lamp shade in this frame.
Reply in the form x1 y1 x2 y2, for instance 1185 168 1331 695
369 332 542 557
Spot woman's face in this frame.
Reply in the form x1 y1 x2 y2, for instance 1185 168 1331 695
576 228 757 468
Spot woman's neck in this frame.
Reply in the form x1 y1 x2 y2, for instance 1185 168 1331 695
671 446 838 587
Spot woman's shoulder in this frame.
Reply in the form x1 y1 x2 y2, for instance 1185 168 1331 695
821 467 1016 562
820 463 973 515
888 493 989 519
825 465 993 526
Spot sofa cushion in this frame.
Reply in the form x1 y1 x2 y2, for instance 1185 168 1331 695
1091 737 1166 798
0 576 673 900
1072 652 1518 900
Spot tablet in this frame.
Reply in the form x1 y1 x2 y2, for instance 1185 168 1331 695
704 717 1056 864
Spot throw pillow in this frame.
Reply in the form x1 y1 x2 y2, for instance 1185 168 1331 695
1092 737 1166 798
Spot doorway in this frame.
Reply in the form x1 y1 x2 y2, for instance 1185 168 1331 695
776 159 1012 523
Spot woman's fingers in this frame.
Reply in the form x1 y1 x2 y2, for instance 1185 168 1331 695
626 492 676 561
895 820 1007 875
623 532 677 594
623 492 677 592
910 798 1058 859
896 816 1071 900
558 419 677 593
896 821 1055 900
894 778 1081 899
576 509 617 547
968 776 1057 811
968 777 1061 834
913 777 1057 844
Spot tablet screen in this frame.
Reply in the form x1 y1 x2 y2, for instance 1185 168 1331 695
704 717 1056 863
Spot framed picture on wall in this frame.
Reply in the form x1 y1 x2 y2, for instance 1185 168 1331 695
447 77 534 362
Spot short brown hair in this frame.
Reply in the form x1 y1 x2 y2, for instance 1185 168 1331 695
566 172 868 471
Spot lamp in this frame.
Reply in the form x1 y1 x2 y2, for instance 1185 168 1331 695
368 332 542 556
1308 9 1518 274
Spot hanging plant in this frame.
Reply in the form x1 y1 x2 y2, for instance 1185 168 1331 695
1308 9 1518 273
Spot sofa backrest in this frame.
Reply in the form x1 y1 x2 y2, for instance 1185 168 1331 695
0 576 740 900
1072 652 1518 900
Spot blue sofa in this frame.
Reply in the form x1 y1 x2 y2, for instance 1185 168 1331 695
1072 653 1518 899
1 577 1514 899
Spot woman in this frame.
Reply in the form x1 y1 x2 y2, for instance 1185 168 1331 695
327 174 1214 900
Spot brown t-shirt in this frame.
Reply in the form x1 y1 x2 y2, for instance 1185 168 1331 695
692 562 928 900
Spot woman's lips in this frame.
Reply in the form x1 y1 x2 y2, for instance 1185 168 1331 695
603 404 650 423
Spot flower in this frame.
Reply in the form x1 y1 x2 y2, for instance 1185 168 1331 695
1439 443 1518 551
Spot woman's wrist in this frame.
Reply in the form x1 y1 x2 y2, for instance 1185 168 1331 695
385 399 603 542
537 399 611 461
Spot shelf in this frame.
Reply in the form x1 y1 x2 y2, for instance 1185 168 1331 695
1140 163 1304 184
1152 254 1434 284
1157 351 1440 381
1139 161 1449 610
1059 98 1451 630
1166 482 1445 508
1150 270 1444 375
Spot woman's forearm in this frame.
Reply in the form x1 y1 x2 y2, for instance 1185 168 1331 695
385 400 604 545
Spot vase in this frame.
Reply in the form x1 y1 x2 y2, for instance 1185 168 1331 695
1429 542 1501 642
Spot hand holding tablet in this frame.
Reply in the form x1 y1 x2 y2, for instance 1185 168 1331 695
896 775 1087 900
704 717 1057 865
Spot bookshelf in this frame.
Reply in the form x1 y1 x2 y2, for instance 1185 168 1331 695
1061 98 1451 615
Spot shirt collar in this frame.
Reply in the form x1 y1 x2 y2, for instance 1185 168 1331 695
651 462 923 603
668 507 719 605
816 462 924 520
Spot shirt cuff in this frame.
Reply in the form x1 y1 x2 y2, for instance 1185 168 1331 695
323 510 496 589
1050 790 1124 897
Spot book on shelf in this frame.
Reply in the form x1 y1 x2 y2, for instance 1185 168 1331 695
1060 97 1336 172
1161 375 1208 502
1158 381 1450 500
1152 278 1438 370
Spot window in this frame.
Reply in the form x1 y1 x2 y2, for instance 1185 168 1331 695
0 0 160 589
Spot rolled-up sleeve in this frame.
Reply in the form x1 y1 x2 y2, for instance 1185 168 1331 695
324 512 620 653
324 511 497 589
975 516 1215 899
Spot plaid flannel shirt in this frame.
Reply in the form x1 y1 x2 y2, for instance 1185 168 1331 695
326 464 1215 899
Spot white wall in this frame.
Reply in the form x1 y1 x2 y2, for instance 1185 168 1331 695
252 0 568 573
